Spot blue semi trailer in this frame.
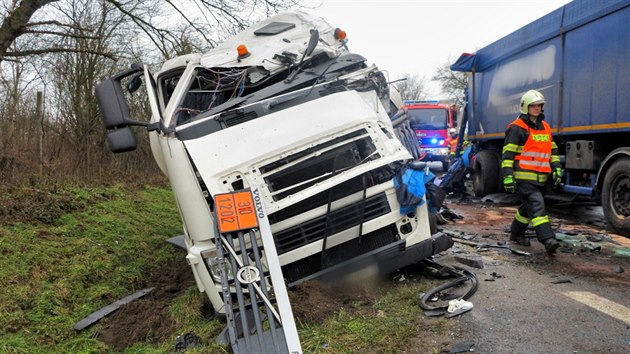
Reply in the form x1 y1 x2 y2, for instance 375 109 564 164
451 0 630 237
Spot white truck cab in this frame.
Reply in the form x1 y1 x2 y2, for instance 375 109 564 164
96 10 452 351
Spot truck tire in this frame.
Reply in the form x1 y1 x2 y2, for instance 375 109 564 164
472 151 499 197
601 157 630 237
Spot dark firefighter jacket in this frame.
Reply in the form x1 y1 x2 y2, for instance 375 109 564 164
501 113 561 186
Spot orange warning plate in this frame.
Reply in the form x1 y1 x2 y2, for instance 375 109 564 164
215 191 259 233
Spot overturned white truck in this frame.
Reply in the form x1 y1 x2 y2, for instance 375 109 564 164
96 10 451 353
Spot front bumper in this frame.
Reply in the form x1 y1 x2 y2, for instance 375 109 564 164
420 147 450 162
286 232 453 286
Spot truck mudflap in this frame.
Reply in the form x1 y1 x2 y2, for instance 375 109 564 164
213 188 302 354
287 231 453 287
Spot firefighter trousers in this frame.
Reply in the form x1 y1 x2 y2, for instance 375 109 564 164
510 182 555 242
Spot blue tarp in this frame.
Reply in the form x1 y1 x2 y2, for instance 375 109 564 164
393 165 436 214
450 52 476 72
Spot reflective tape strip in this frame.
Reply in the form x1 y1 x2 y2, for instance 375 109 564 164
515 211 530 224
531 215 550 227
520 151 551 159
514 171 549 183
502 160 514 168
503 144 522 153
551 156 561 163
519 160 551 168
552 142 558 149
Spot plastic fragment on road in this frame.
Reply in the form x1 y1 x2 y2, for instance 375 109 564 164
550 278 573 284
447 340 475 353
614 248 630 258
454 254 484 269
453 238 531 256
424 309 446 317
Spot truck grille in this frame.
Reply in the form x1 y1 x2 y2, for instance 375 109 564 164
267 167 395 224
260 129 380 201
283 225 399 284
273 192 390 254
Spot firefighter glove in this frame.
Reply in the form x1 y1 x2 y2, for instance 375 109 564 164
503 176 516 193
552 168 562 189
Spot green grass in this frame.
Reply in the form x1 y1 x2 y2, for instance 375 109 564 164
0 184 187 353
299 282 449 354
0 183 454 353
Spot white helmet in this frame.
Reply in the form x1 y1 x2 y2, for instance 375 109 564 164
520 89 546 114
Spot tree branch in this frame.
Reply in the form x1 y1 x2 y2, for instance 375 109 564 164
0 0 60 61
22 29 100 40
4 47 116 60
24 20 89 31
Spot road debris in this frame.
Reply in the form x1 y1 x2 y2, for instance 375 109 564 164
447 299 474 318
73 288 155 331
484 271 503 282
453 238 531 256
550 278 573 284
174 332 201 352
448 340 475 353
612 265 624 273
454 254 484 269
418 260 478 318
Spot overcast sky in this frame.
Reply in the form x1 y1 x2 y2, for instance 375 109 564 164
300 0 572 96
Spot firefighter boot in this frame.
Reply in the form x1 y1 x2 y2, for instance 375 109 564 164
509 219 530 246
534 221 560 256
543 238 561 256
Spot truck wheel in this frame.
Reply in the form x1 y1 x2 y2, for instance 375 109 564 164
601 157 630 237
472 151 499 197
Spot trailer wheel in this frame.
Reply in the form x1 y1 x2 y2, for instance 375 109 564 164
601 157 630 237
472 151 499 197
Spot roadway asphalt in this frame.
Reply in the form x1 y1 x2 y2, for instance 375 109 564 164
434 197 630 353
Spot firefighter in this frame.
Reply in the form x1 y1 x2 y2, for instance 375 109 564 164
501 90 562 255
448 128 458 157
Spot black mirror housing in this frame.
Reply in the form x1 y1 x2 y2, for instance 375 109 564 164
95 66 147 129
96 79 132 129
107 127 137 153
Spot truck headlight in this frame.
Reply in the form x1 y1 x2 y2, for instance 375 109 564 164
202 247 234 282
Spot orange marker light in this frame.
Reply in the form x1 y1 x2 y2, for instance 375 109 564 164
334 28 347 40
237 44 250 58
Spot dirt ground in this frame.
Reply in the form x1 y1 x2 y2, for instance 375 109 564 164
98 260 198 351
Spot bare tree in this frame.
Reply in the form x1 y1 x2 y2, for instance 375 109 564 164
431 58 468 106
394 73 427 101
0 0 301 63
0 0 302 183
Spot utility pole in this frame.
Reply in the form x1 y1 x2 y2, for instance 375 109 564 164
36 91 43 175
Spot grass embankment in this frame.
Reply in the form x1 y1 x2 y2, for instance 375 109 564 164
0 184 451 353
0 184 189 353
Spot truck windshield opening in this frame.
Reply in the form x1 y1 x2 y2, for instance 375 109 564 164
408 108 448 130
